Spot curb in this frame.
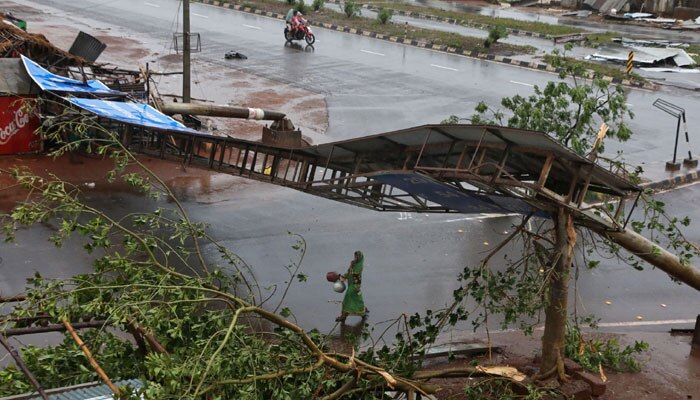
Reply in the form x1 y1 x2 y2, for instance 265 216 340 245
640 169 700 192
194 0 657 91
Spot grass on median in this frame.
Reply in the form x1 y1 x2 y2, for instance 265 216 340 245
362 0 585 36
543 54 645 83
225 0 535 55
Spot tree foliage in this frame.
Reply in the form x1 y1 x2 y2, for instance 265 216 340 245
0 106 437 398
0 58 693 397
447 46 634 155
439 50 696 379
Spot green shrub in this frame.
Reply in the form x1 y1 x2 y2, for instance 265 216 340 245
565 322 649 373
377 8 393 24
312 0 324 11
286 0 295 5
344 0 361 17
295 0 309 13
484 24 507 48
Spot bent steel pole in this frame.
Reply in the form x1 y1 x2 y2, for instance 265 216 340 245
160 102 287 121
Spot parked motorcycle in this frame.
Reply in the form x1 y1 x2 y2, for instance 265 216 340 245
284 19 315 45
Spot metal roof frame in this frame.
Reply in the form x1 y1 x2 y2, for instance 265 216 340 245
109 122 639 225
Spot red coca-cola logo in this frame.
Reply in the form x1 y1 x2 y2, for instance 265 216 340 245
0 106 31 145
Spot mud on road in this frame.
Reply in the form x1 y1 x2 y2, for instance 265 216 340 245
3 0 329 144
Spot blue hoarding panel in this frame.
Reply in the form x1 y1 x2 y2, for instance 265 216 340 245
21 55 124 95
372 172 535 215
66 98 201 134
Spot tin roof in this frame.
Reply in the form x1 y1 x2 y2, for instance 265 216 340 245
0 58 36 95
293 124 639 195
1 379 143 400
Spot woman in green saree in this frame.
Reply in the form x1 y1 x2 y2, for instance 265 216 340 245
336 251 369 323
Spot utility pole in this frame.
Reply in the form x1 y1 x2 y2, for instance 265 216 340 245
183 0 191 103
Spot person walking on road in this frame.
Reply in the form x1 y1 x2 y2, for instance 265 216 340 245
336 251 369 323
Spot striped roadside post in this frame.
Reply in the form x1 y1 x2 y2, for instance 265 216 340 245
626 51 634 75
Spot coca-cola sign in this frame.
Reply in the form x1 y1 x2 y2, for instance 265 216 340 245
0 105 31 145
0 96 40 155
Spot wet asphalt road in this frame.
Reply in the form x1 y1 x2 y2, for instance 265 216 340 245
3 174 700 335
2 0 700 334
20 0 700 171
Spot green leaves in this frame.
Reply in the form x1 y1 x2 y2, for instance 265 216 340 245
469 50 633 156
565 321 649 373
344 0 361 18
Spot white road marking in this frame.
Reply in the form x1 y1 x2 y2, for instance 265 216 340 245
486 318 696 334
597 319 696 328
361 49 385 56
144 2 160 7
510 80 534 87
397 212 414 220
430 64 458 71
442 213 518 223
243 24 262 30
192 12 209 18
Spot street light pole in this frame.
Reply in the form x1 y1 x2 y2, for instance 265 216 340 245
183 0 191 103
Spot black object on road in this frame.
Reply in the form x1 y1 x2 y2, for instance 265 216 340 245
225 50 248 60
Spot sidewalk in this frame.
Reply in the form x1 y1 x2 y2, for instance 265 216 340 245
429 329 700 399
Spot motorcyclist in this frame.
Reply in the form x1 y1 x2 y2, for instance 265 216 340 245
285 9 296 34
291 12 305 33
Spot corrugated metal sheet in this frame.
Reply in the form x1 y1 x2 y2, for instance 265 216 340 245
600 0 629 13
0 58 37 95
68 31 107 63
584 0 608 11
1 379 143 400
584 0 628 12
592 46 695 66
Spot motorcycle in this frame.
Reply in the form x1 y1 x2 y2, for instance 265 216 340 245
284 19 315 45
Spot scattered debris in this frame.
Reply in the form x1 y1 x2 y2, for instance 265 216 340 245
671 19 700 30
587 46 697 68
422 342 501 361
225 50 248 60
623 12 653 19
638 17 678 24
68 31 107 62
640 67 700 73
584 0 629 15
612 37 689 48
0 22 83 66
475 366 526 382
552 32 592 44
561 10 592 17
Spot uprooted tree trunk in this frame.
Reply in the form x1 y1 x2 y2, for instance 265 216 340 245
540 207 576 379
592 225 700 291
